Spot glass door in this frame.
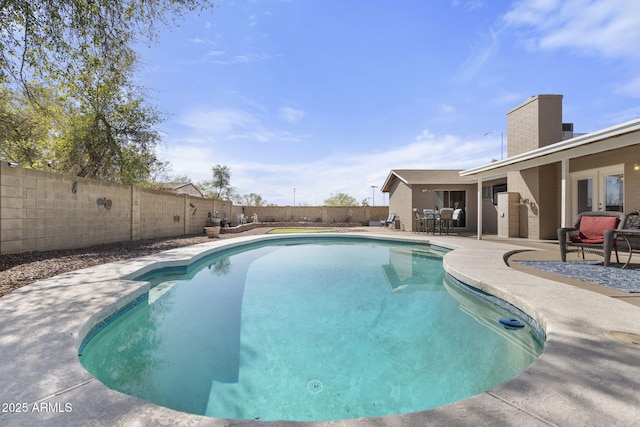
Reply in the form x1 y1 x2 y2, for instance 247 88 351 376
434 190 466 227
603 173 624 211
571 165 624 217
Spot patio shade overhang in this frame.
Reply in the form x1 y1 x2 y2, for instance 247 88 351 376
459 117 640 238
460 117 640 180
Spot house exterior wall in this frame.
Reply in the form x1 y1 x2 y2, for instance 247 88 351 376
385 178 479 233
174 184 203 197
387 179 413 231
570 144 640 214
625 162 640 214
411 184 478 232
507 95 563 156
538 163 561 239
497 192 520 237
506 95 564 239
481 177 507 234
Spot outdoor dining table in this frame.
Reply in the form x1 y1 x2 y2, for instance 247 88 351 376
420 210 442 235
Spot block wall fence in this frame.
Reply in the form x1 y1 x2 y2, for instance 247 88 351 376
0 164 388 254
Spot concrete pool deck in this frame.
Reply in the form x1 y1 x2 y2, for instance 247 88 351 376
1 231 639 426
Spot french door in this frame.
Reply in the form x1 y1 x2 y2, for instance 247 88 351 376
571 165 624 217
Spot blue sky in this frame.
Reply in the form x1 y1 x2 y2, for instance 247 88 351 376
138 0 640 206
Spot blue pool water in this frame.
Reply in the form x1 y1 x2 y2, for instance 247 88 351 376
79 237 544 421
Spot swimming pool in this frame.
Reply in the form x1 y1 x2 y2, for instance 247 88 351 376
79 236 544 422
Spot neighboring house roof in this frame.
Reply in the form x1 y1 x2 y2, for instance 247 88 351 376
381 169 475 192
158 182 204 197
461 117 640 179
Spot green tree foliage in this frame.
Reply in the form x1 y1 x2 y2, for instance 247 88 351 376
234 193 267 206
196 164 234 199
0 0 214 89
324 193 357 206
52 49 163 183
0 0 215 183
211 164 231 199
0 86 57 167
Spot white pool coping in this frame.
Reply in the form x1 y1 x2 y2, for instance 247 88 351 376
1 232 640 426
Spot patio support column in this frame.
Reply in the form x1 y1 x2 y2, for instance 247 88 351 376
561 158 570 227
477 178 483 240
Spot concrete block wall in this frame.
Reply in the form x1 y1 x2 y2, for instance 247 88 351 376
139 188 186 240
0 164 132 253
230 206 389 225
1 164 388 254
0 164 220 254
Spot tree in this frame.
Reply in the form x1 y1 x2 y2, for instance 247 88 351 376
324 193 357 206
0 0 216 183
234 193 267 206
50 47 163 183
211 164 231 199
196 165 234 200
0 1 215 90
0 86 57 168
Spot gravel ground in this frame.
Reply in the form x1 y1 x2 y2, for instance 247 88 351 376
0 226 370 298
0 228 275 298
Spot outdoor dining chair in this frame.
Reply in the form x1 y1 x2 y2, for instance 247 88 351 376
436 208 454 235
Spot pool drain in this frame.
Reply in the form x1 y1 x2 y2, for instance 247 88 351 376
307 379 323 394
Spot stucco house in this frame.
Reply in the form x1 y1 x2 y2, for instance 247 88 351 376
383 94 640 239
158 182 204 198
381 169 505 233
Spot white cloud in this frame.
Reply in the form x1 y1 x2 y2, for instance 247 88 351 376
456 28 500 82
209 53 267 64
492 92 526 106
439 104 456 114
504 0 640 59
219 130 499 205
452 0 487 11
162 124 502 205
179 108 259 135
176 107 305 148
278 107 305 123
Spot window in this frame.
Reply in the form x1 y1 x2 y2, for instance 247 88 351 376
492 184 507 205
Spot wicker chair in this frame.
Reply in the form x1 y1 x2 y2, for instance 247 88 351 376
558 211 627 263
603 212 640 267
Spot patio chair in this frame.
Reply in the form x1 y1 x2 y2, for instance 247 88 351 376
413 209 425 232
558 211 626 263
423 209 436 233
436 208 454 235
452 208 463 231
603 212 640 267
381 213 397 227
